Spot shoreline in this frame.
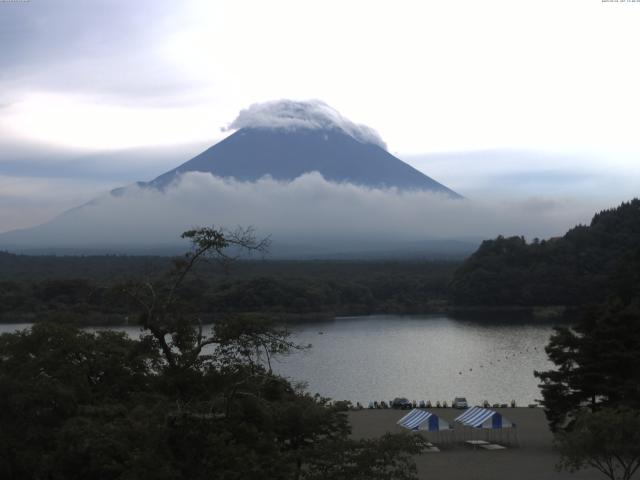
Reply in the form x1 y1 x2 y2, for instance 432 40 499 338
0 305 570 327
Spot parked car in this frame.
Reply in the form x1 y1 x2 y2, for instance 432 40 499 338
391 397 412 409
452 397 468 409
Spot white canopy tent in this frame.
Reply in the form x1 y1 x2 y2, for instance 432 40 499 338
454 406 516 429
397 409 452 432
454 406 518 446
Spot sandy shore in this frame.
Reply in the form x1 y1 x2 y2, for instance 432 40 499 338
348 408 602 480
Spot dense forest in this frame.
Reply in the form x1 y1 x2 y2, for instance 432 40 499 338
450 199 640 307
0 254 457 324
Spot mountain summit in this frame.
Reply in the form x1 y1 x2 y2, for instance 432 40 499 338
149 127 460 196
148 100 461 197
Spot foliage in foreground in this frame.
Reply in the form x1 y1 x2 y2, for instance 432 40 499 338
535 249 640 479
0 226 425 480
556 408 640 480
535 299 640 432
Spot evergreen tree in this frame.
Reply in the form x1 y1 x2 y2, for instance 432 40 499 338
535 299 640 431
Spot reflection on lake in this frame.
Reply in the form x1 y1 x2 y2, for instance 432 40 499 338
0 315 556 405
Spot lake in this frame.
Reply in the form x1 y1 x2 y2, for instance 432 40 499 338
0 315 556 406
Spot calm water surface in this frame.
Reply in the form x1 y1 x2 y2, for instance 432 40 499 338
0 315 555 405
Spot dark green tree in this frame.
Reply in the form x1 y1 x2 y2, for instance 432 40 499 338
123 226 271 371
556 407 640 480
535 300 640 431
302 434 426 480
0 323 161 480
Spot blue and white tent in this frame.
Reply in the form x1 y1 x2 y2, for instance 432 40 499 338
454 406 515 429
397 409 451 432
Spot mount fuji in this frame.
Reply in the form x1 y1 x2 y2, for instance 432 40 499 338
0 100 466 255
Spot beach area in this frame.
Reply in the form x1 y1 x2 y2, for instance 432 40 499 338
348 408 603 480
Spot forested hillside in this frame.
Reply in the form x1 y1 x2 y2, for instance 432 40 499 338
450 199 640 306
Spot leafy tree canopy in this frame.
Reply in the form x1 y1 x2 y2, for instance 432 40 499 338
556 407 640 480
536 299 640 430
0 226 425 480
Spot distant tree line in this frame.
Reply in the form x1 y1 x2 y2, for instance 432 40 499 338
0 255 456 324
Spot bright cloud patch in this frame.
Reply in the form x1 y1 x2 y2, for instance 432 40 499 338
226 100 387 150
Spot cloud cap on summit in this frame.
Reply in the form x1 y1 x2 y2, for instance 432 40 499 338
152 99 458 196
226 99 387 150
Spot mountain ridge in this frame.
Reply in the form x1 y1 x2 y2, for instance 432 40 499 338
146 127 461 197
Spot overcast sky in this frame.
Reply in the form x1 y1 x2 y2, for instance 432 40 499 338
1 0 639 234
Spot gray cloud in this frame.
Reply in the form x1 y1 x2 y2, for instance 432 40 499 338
0 1 191 103
404 150 640 202
1 172 604 253
226 100 387 150
0 139 209 182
